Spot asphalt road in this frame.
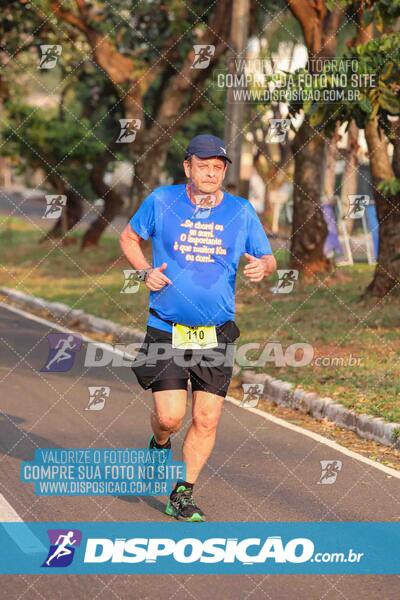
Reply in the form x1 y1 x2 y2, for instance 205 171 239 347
0 188 128 234
0 303 399 598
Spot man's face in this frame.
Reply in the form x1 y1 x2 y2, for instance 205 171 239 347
183 155 227 194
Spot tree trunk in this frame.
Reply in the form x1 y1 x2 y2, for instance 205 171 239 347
323 123 339 201
286 5 342 275
224 0 250 193
364 118 400 297
340 120 359 233
81 195 123 249
392 120 400 179
253 149 274 228
290 119 330 275
130 136 170 213
81 154 124 249
261 185 273 229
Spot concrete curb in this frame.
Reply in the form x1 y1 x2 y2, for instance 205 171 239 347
241 371 400 450
0 287 144 343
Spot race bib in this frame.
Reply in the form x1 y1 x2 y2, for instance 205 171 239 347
172 324 218 350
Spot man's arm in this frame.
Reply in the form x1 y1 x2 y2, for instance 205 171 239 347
120 224 152 270
243 253 277 282
119 224 171 291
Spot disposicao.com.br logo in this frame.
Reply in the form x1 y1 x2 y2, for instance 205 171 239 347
82 536 363 565
0 521 394 575
3 522 393 574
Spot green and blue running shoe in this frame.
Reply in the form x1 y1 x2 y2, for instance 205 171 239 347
165 485 205 522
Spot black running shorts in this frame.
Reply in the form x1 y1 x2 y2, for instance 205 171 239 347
131 321 240 398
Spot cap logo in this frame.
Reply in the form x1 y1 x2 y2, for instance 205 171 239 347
220 147 226 154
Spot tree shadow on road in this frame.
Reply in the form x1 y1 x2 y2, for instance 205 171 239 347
0 412 60 462
118 492 169 515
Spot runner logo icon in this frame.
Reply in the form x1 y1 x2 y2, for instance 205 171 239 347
318 460 342 485
344 195 370 219
266 119 291 143
240 383 264 408
42 529 82 568
41 333 82 372
116 119 141 143
38 45 62 69
191 45 215 69
86 386 110 410
271 269 299 294
43 195 67 219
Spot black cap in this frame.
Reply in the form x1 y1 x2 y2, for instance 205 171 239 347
185 134 232 163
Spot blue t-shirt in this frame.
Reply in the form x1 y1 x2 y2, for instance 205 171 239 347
129 184 272 332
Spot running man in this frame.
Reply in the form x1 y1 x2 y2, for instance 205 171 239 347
87 387 108 410
120 134 276 521
40 45 60 68
43 195 64 218
192 45 214 68
276 269 297 292
117 119 140 143
45 531 76 566
121 270 141 293
44 334 76 370
344 194 369 219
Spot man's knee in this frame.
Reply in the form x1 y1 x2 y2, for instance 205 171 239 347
192 411 220 434
156 413 183 433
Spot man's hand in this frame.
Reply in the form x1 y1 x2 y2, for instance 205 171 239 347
145 262 172 291
243 253 277 282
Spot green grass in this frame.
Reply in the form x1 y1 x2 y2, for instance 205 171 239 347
1 217 400 422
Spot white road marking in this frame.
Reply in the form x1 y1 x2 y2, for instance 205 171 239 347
0 493 23 522
0 494 45 553
0 301 139 358
226 397 400 480
0 301 94 339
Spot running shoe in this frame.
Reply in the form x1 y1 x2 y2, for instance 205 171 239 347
165 485 205 522
148 435 171 450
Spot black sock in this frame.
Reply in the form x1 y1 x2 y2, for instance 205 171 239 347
152 436 170 449
174 480 194 492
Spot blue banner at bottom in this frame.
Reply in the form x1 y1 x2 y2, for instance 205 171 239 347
0 522 399 574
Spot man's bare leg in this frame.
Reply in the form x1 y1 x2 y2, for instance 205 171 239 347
150 389 187 445
182 390 224 483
